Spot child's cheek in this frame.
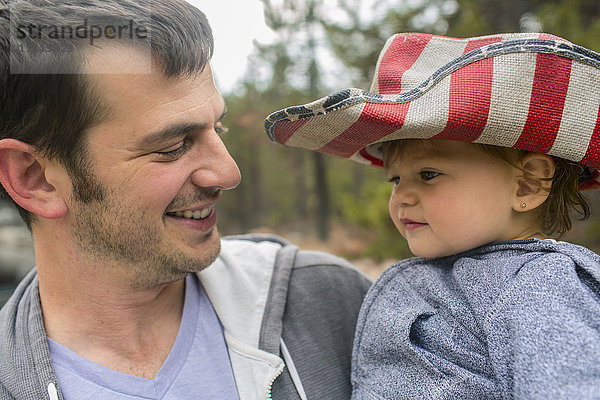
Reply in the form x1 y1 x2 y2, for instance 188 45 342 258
388 199 406 237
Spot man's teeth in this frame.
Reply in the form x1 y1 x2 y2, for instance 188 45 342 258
173 207 212 220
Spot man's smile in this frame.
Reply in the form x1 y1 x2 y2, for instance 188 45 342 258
166 205 214 220
165 202 218 235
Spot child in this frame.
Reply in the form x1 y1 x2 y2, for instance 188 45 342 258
265 32 600 398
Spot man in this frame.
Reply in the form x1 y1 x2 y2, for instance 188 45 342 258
0 1 371 399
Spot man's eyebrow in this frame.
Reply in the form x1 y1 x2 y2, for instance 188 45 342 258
137 106 228 148
137 122 206 148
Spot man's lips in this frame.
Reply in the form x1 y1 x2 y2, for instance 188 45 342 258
165 203 218 234
400 218 428 231
166 204 216 221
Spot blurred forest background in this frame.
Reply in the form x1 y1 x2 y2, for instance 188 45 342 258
2 0 600 297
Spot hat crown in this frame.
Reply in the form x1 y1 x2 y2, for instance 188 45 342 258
370 32 571 95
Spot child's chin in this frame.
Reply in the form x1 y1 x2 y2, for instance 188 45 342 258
410 246 456 259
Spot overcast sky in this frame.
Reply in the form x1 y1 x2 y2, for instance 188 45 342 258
186 1 275 94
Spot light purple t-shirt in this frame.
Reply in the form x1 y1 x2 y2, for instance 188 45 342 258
48 274 240 399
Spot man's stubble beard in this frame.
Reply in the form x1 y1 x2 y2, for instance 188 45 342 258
70 173 221 290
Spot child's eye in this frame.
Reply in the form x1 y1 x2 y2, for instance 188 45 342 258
420 170 440 181
388 176 400 185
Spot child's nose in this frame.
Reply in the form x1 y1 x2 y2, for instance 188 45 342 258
390 184 418 207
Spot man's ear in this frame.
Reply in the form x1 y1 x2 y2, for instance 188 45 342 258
0 139 68 220
512 152 555 212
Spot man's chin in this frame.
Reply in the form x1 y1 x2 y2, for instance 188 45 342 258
130 233 222 290
179 229 222 272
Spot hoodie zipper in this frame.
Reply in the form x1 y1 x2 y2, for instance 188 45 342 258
266 363 284 399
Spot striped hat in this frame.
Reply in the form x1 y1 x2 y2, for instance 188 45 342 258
265 32 600 189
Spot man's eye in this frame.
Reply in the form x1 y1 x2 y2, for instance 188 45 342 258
388 176 400 185
156 140 190 159
420 170 440 181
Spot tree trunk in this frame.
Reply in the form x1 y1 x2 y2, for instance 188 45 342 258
313 152 330 240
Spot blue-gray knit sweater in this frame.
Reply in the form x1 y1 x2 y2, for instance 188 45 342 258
352 239 600 400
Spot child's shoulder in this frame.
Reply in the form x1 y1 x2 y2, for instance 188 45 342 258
372 239 600 302
481 239 600 275
440 238 600 275
502 240 600 303
381 238 599 270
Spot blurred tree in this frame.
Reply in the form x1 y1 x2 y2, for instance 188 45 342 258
536 0 600 50
446 0 600 48
321 0 457 88
252 39 311 221
259 0 333 240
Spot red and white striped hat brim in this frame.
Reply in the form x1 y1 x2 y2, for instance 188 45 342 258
265 32 600 190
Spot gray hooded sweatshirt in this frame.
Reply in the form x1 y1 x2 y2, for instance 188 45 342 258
352 239 600 400
0 234 372 400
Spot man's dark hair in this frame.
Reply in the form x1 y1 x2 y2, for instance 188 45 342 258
0 0 214 228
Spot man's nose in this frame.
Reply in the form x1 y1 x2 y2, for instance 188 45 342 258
190 131 241 190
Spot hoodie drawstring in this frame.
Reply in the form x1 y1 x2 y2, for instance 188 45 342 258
280 338 308 400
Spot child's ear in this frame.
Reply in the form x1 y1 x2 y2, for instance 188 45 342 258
512 152 555 212
0 139 68 220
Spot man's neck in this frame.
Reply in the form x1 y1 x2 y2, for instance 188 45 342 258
35 237 186 379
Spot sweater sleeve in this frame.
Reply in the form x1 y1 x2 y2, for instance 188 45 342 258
486 252 600 400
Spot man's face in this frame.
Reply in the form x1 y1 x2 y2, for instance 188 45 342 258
68 47 240 289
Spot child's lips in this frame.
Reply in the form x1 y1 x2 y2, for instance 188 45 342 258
400 218 428 231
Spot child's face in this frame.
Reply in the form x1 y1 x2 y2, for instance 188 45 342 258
387 140 531 258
